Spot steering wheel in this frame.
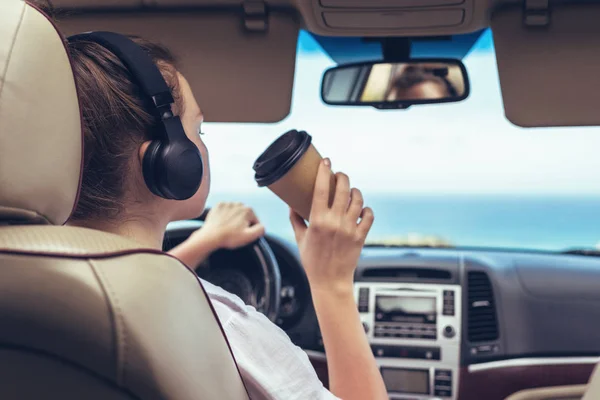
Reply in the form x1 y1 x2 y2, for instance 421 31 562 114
165 210 281 322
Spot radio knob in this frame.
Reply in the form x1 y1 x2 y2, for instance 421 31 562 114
443 325 456 338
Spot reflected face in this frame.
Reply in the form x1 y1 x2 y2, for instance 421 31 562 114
387 81 449 101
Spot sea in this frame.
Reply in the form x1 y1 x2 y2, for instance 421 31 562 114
206 193 600 252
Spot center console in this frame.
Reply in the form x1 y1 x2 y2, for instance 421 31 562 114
355 282 461 400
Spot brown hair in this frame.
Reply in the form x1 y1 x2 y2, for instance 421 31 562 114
67 37 184 221
28 1 185 221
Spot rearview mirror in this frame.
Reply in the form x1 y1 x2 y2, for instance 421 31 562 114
321 59 469 109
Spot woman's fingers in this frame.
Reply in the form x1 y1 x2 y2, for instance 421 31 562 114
243 223 266 243
347 188 364 221
310 158 333 218
289 208 308 243
242 206 259 225
357 207 375 238
332 172 350 214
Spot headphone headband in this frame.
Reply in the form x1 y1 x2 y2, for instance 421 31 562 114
67 31 203 201
68 32 176 130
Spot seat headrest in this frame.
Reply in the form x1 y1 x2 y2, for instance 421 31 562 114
0 0 82 225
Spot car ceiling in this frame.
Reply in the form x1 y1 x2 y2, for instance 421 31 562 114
52 0 493 36
52 0 600 128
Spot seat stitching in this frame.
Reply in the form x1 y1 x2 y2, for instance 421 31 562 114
0 3 26 96
87 258 121 385
91 259 128 387
0 246 250 397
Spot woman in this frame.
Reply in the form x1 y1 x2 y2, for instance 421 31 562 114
385 66 458 101
64 25 386 400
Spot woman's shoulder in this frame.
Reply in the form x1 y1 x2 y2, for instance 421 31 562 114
199 278 249 318
199 279 340 400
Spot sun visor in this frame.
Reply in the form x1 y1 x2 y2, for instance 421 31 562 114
491 2 600 127
58 10 299 123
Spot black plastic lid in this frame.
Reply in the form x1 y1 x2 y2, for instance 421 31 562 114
253 129 312 187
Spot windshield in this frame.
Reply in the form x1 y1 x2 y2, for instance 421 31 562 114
203 30 600 252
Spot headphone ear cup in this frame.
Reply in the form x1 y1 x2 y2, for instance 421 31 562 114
142 134 203 200
159 141 203 200
142 140 166 198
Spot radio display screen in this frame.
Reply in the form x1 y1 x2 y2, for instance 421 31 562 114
381 367 430 394
375 296 437 323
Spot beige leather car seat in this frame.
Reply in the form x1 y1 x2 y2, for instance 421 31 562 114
503 362 600 400
0 1 249 399
583 364 600 400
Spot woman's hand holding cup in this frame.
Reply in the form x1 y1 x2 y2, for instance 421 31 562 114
289 158 374 295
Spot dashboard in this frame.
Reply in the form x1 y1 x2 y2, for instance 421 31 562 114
165 223 600 400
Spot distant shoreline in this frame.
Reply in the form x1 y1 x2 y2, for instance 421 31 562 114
204 193 600 252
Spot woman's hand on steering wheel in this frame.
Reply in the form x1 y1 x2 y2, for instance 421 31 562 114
169 202 266 268
199 202 266 249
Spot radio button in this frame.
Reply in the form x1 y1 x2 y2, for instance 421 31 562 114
442 290 456 316
434 389 452 397
477 345 493 353
357 288 370 312
443 306 455 316
434 369 453 396
435 369 452 377
372 345 441 360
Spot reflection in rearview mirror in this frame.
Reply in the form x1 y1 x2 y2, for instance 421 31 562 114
321 60 469 108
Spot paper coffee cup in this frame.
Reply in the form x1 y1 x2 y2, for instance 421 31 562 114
253 130 335 220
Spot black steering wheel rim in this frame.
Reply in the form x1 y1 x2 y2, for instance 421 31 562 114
249 236 281 321
165 213 281 322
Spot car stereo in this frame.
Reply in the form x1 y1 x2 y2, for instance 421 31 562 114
374 294 438 339
355 282 461 400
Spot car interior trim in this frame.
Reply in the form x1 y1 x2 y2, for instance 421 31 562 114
468 357 600 373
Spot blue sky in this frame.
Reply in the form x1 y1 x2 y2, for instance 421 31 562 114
204 29 600 196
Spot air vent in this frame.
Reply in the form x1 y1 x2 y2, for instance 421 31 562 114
362 267 451 280
467 271 499 342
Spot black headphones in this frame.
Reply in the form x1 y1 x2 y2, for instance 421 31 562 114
68 31 203 200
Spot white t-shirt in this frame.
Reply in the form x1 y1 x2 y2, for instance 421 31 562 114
200 278 340 400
